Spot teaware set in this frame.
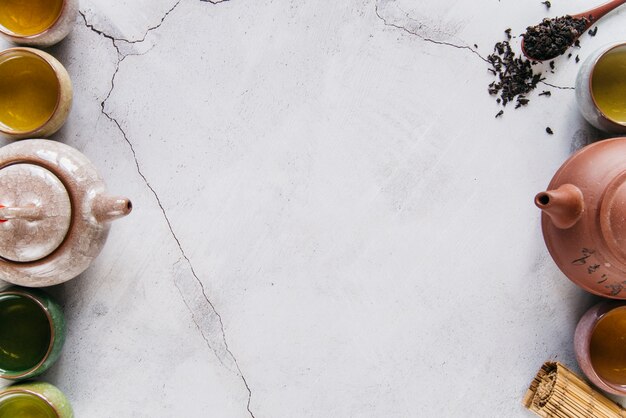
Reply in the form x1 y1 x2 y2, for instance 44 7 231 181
536 42 626 396
0 1 131 416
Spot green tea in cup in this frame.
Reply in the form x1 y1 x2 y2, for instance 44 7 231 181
0 49 59 133
0 392 57 418
591 44 626 125
0 293 50 372
0 382 73 418
0 288 65 380
0 47 73 140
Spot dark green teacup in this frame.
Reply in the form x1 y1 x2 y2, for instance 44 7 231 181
0 287 65 380
0 381 73 417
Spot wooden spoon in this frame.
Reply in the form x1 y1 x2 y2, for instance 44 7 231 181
521 0 626 61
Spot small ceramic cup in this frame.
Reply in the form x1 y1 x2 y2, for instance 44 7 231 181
0 287 65 380
0 0 78 47
0 47 72 140
574 301 626 395
576 42 626 133
0 382 73 417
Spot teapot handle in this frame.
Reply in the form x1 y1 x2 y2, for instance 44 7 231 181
0 205 43 222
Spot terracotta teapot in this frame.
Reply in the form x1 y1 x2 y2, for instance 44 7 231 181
0 140 131 287
535 137 626 298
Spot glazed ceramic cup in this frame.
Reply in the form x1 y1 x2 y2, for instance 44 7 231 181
576 42 626 133
0 0 78 47
0 382 73 417
574 301 626 395
0 287 65 380
0 47 72 140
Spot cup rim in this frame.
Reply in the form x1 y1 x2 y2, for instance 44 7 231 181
0 388 61 417
0 289 56 379
589 42 626 129
0 47 62 137
0 0 66 40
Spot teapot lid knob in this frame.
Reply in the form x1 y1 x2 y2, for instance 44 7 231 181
0 163 71 263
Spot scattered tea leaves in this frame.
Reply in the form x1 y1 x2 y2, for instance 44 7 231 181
515 96 530 109
576 55 580 63
522 15 588 61
505 28 512 40
546 127 554 135
539 90 551 97
495 110 504 118
588 27 598 37
487 40 544 112
542 1 551 9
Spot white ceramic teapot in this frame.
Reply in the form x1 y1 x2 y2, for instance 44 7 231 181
0 140 132 287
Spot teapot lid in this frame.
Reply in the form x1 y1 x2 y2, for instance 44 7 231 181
601 170 626 263
0 163 71 263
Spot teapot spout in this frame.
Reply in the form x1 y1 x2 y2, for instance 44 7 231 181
535 184 584 229
93 195 132 223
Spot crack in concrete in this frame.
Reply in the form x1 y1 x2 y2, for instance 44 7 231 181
374 2 488 63
541 81 575 90
119 0 183 44
374 1 575 90
80 1 182 46
79 3 255 417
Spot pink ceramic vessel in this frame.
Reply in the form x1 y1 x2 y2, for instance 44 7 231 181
535 137 626 298
0 140 132 287
574 301 626 395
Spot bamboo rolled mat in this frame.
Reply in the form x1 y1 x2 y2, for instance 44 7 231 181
523 362 626 418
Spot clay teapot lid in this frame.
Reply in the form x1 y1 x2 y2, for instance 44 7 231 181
0 163 71 263
600 171 626 263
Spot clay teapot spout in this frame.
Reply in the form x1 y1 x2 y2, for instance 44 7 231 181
535 184 584 229
92 195 132 223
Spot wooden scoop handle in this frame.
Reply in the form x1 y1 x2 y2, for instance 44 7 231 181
572 0 626 26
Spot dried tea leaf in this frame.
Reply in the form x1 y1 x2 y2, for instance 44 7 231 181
523 16 588 61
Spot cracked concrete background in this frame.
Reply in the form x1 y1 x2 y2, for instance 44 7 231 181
1 0 624 416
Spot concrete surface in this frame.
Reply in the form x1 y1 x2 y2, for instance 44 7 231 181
2 0 624 416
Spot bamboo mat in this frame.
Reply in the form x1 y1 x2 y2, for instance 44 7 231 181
523 362 626 418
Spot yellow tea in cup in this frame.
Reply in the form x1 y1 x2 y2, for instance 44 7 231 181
0 49 59 133
591 45 626 125
589 307 626 386
0 392 57 418
0 0 63 37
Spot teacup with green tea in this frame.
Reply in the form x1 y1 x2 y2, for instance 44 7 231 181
0 47 72 140
0 382 73 418
577 42 626 133
0 287 65 380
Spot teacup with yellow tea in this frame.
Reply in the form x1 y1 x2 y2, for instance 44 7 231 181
0 0 78 46
576 42 626 133
0 47 72 140
591 44 626 125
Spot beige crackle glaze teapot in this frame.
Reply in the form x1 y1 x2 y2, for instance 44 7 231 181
535 137 626 299
0 139 131 287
